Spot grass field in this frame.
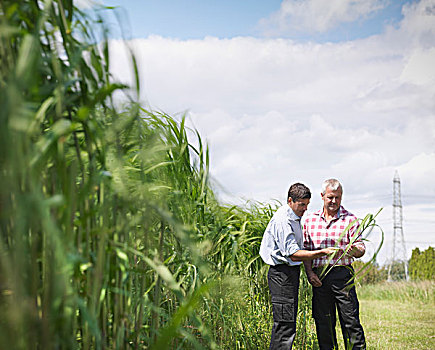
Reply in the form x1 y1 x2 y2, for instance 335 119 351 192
360 299 434 349
337 281 435 350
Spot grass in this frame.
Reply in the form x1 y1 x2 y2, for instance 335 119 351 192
357 280 435 303
360 299 434 349
334 281 435 350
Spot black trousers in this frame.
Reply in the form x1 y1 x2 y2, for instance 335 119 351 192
312 266 366 350
267 264 300 350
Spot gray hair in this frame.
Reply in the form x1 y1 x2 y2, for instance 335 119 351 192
321 179 342 195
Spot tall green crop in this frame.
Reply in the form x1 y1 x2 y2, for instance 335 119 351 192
0 1 215 348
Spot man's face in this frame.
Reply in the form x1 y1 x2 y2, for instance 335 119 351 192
288 197 310 217
321 186 342 214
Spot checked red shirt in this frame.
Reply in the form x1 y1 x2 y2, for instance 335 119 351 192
303 206 365 268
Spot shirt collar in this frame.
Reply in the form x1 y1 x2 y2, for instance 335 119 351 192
287 205 301 221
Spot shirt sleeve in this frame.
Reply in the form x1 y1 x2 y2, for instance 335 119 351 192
274 219 300 257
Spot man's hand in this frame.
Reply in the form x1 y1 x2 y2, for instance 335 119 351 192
307 272 322 287
346 244 365 258
323 247 344 258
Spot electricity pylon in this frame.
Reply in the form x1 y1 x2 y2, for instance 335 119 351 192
387 170 409 281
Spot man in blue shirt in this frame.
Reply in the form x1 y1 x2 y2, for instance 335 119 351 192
260 183 338 349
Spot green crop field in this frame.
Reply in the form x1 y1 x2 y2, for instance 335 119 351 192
1 1 433 349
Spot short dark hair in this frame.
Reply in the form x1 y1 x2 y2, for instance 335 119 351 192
288 183 311 201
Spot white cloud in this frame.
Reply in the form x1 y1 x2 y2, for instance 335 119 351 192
399 153 435 194
399 0 435 46
260 0 388 35
400 48 435 88
380 0 435 50
108 1 435 262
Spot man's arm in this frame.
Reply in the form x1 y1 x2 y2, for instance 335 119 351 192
289 247 339 261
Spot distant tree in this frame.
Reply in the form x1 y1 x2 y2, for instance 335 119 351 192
409 246 435 280
409 248 421 280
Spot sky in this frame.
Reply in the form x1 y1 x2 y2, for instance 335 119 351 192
79 0 435 265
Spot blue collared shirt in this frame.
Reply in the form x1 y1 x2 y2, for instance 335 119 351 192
259 204 303 266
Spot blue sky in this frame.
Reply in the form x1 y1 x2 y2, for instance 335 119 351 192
100 0 281 39
83 0 435 263
100 0 412 42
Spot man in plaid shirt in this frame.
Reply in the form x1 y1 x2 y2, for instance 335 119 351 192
303 179 366 350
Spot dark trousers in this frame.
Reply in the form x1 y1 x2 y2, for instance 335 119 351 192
267 264 300 350
312 266 366 350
